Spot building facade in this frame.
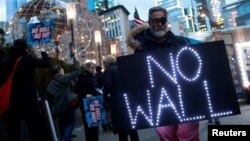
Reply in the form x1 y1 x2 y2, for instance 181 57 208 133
222 0 250 29
99 5 132 55
155 0 199 35
197 0 212 31
207 0 225 30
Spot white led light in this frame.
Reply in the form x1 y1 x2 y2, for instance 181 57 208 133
147 55 177 88
177 85 185 117
123 90 154 129
156 88 181 126
203 80 234 118
176 47 202 82
121 46 235 129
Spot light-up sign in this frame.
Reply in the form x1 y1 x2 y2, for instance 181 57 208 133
116 41 240 130
27 20 54 45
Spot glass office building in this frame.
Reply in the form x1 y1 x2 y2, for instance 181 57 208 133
155 0 199 34
87 0 114 12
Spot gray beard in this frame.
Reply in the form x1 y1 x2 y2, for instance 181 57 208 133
150 28 167 38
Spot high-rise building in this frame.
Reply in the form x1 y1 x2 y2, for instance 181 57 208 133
196 0 212 31
87 0 114 12
207 0 225 30
222 0 250 29
99 5 131 55
155 0 199 35
236 0 250 26
6 0 27 20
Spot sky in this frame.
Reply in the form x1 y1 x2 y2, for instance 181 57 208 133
0 0 155 22
0 0 6 22
114 0 155 21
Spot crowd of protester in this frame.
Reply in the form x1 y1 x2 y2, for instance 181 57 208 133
0 5 224 141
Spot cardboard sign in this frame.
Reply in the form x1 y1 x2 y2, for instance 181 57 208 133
116 41 240 130
27 20 54 45
83 95 107 127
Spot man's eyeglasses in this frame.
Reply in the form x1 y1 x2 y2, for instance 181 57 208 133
150 17 167 25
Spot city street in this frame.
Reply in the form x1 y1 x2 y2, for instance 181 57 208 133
72 100 250 141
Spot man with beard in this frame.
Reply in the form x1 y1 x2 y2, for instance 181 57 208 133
127 6 200 141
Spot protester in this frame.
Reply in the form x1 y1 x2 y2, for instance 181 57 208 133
0 39 51 141
47 55 80 141
95 65 113 132
0 28 5 61
96 66 104 89
127 6 200 141
103 55 139 141
0 28 6 141
74 62 102 141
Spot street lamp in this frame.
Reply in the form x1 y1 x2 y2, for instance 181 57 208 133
66 3 76 59
94 30 102 65
110 43 117 56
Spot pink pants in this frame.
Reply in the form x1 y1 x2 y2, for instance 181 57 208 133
155 122 199 141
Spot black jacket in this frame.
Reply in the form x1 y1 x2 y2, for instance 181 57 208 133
103 63 128 129
134 29 193 53
126 25 200 53
74 70 101 100
0 52 51 118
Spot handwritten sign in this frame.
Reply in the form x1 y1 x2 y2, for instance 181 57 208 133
83 95 107 127
116 41 240 130
27 20 54 45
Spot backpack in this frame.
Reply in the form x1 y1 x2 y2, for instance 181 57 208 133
0 57 22 116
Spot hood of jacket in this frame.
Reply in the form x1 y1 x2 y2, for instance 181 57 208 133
126 24 149 51
127 25 201 53
126 24 176 51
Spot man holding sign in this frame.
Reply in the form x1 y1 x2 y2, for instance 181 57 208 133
127 6 200 141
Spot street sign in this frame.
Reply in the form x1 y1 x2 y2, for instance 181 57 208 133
116 41 240 130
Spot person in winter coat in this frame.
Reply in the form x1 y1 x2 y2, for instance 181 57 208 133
0 28 6 141
103 55 139 141
0 28 5 61
74 62 102 141
95 65 113 132
47 55 80 141
0 39 51 141
126 6 200 141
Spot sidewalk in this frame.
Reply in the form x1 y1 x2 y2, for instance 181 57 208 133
72 108 160 141
72 101 250 141
1 100 249 141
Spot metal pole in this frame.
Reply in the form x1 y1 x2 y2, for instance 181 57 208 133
71 19 74 50
55 41 59 62
42 100 58 141
56 47 59 61
98 43 101 65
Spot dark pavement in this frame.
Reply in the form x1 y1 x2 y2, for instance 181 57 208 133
72 100 250 141
1 100 250 141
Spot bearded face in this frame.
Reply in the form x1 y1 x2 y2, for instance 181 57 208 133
150 27 167 38
149 11 168 38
